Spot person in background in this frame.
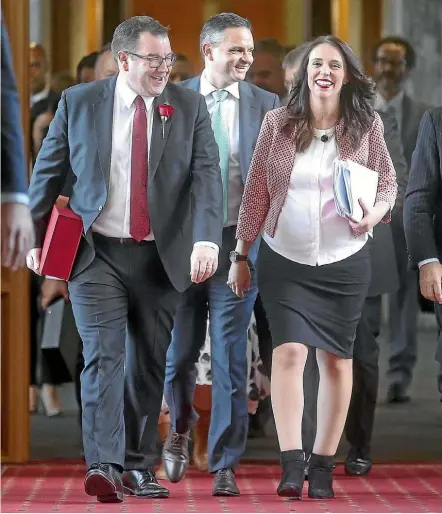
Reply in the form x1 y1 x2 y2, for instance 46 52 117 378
170 53 193 83
229 35 397 499
95 42 119 79
372 36 429 404
162 13 279 497
282 43 309 99
248 38 286 99
403 107 442 410
76 52 99 83
1 17 34 269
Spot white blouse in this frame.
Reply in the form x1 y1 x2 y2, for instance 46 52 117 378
263 128 367 266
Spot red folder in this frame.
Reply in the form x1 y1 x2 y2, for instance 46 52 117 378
39 196 83 280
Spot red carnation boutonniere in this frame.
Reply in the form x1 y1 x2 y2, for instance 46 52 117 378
158 103 174 139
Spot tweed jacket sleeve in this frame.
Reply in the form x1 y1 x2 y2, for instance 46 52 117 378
367 112 398 218
236 111 273 242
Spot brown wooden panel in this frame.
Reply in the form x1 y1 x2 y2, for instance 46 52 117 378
1 0 31 464
362 0 382 76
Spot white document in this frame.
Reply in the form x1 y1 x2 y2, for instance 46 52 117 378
332 159 379 223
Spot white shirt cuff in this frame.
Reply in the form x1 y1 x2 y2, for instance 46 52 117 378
418 258 440 268
1 193 29 205
45 276 65 281
194 241 219 254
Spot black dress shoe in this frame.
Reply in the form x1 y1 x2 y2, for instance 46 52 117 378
212 469 240 496
387 383 410 404
162 428 190 483
308 454 334 499
122 469 169 498
345 456 372 476
84 463 124 503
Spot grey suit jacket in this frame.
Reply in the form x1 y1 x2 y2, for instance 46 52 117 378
404 106 442 268
367 110 407 297
180 76 280 263
401 95 430 168
28 76 224 292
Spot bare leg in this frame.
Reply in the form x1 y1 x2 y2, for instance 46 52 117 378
314 349 353 456
271 342 308 451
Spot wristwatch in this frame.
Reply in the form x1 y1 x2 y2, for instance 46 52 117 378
229 250 248 263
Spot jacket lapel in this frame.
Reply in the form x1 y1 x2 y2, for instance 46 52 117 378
149 88 173 179
238 82 260 183
93 76 117 190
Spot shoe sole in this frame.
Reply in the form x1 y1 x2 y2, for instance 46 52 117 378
123 486 170 499
277 486 302 499
308 490 334 499
84 474 123 503
212 490 240 497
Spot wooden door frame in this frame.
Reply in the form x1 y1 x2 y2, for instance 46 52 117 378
1 0 31 464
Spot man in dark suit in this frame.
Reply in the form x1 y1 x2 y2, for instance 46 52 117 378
403 107 442 402
27 16 223 503
372 36 429 403
302 110 408 476
343 109 408 476
162 13 279 496
1 18 34 269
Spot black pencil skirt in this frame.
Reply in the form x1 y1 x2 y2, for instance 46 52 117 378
258 241 371 358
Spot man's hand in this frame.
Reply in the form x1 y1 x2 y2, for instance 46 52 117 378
26 248 42 275
41 278 70 310
1 203 35 270
419 261 442 304
190 246 218 283
348 199 389 233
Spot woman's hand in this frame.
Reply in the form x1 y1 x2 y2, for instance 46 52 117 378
227 261 251 299
348 199 389 233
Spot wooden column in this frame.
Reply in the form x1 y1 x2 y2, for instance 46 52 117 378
362 0 382 75
331 0 350 42
1 0 31 464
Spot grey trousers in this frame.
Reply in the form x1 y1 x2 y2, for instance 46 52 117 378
68 235 180 469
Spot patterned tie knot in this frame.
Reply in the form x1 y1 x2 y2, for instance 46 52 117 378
213 89 229 103
134 95 146 111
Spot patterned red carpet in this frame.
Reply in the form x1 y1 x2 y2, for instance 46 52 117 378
2 462 442 512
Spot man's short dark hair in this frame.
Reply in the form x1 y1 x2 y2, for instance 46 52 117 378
111 16 169 61
176 53 189 63
76 52 99 82
254 38 286 62
282 43 310 70
200 12 251 54
371 36 416 69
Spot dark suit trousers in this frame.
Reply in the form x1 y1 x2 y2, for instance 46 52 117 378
434 304 442 395
68 234 180 469
388 216 419 391
344 295 382 458
164 226 258 472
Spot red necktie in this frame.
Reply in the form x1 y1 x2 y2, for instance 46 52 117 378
130 95 150 241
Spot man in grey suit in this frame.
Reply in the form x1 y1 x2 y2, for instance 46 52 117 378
1 18 34 269
404 107 442 402
162 13 279 497
27 16 223 503
372 36 429 403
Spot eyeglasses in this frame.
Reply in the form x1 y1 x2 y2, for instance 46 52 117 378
125 51 177 69
375 57 407 68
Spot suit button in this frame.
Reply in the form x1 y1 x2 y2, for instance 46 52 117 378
98 206 103 211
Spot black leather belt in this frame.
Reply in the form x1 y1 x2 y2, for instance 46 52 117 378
92 233 154 246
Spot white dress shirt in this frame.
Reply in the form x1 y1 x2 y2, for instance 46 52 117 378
200 73 243 227
30 86 51 108
374 90 404 132
263 129 367 266
93 74 156 240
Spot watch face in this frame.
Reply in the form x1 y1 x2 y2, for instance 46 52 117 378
229 251 237 262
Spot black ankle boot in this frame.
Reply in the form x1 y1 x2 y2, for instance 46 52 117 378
277 450 305 499
308 453 335 499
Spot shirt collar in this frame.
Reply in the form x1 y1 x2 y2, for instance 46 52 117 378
30 86 50 107
116 74 155 109
200 72 240 99
374 90 404 112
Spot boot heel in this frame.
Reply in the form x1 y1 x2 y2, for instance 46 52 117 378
97 491 123 503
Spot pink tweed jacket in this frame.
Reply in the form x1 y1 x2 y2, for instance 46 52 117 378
236 107 397 242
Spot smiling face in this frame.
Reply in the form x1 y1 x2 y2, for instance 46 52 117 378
307 43 346 101
204 27 254 85
119 32 172 97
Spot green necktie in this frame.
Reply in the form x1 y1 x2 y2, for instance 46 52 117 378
211 89 230 225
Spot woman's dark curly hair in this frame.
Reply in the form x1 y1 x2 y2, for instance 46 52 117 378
283 35 376 152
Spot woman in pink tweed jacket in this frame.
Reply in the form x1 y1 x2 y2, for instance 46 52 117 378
228 35 397 500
